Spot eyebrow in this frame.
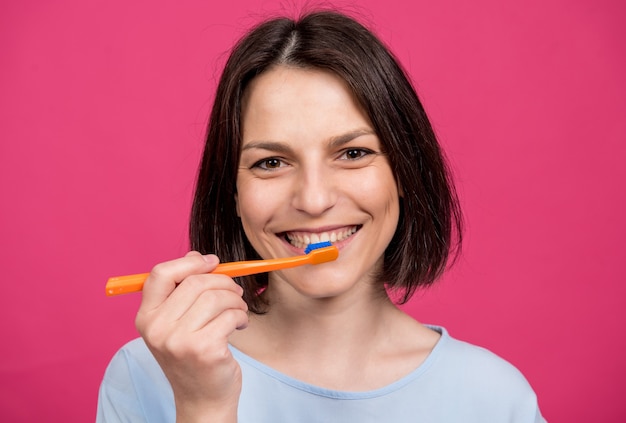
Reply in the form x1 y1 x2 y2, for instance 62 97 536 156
240 140 293 154
241 129 375 153
328 129 375 149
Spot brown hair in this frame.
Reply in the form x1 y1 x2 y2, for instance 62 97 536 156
190 10 462 312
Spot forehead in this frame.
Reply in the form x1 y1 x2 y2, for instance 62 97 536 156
240 66 373 144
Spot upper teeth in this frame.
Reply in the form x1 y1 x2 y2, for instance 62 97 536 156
287 226 358 249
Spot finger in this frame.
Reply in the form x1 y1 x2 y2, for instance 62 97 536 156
140 253 220 311
177 289 248 332
156 273 244 322
195 308 250 346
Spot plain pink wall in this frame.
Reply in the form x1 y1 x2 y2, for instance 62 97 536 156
1 0 624 421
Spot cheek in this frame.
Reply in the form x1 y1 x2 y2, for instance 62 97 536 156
351 170 400 217
236 187 261 229
235 179 281 238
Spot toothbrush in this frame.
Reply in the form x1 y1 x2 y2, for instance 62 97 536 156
105 241 338 296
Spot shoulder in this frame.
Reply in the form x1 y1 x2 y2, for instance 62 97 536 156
102 338 164 386
424 327 545 421
97 338 174 422
435 327 532 388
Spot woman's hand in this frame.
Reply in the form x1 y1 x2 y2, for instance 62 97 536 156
135 251 249 422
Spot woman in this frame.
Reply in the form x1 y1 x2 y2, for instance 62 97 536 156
97 10 545 422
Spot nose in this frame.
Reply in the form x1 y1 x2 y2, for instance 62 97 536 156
291 165 337 216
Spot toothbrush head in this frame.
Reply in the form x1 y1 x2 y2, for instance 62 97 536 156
305 242 339 265
304 241 332 254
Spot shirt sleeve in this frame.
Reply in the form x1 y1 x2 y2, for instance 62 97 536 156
96 339 175 423
96 347 148 423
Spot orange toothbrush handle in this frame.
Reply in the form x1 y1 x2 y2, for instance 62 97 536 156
105 246 338 297
105 273 150 296
211 255 314 277
106 257 307 296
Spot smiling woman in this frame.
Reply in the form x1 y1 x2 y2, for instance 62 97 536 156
235 67 401 302
190 12 463 314
97 9 546 423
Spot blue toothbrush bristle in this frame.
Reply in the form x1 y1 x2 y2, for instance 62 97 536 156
304 241 332 254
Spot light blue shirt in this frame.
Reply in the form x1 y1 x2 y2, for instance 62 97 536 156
97 327 546 422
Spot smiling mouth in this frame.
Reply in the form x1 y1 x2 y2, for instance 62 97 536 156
283 226 360 249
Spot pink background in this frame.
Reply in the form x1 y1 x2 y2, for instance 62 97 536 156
1 0 624 421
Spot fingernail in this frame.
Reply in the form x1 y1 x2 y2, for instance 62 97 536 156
202 254 219 265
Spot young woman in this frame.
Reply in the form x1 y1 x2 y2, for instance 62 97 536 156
97 10 545 423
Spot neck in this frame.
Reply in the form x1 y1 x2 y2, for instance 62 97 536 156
228 280 439 391
241 280 403 359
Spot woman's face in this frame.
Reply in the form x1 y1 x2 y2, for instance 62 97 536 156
236 66 400 299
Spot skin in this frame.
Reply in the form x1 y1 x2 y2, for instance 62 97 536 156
235 66 400 302
136 66 440 422
135 252 248 422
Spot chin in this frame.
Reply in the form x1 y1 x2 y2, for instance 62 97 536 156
273 265 370 300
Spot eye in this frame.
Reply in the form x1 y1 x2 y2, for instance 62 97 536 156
340 148 373 160
252 157 286 170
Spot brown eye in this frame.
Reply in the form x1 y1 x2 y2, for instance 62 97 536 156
252 157 286 170
346 149 363 159
341 148 373 161
264 158 281 169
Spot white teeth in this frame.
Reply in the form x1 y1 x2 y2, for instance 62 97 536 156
285 226 358 248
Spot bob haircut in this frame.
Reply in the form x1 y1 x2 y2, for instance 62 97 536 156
190 10 462 313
